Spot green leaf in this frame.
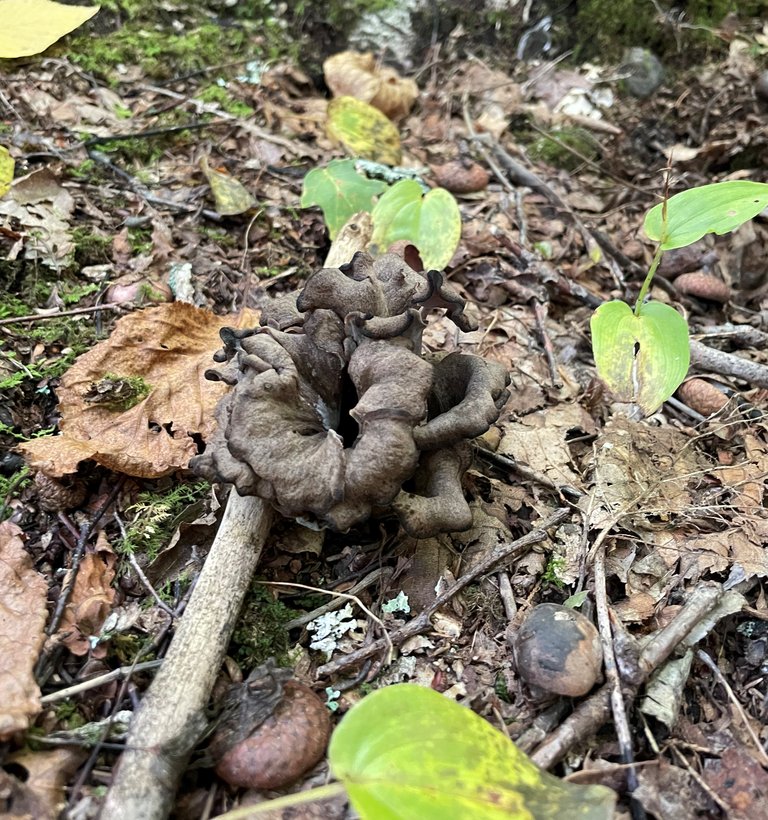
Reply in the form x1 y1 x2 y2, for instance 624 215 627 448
327 96 402 165
591 300 690 415
329 683 616 820
370 180 461 269
644 180 768 250
0 146 14 198
0 0 99 58
301 159 387 240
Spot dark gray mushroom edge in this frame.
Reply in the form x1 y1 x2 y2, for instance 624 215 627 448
191 252 510 537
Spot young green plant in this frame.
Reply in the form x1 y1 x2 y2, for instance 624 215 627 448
591 180 768 414
301 159 462 270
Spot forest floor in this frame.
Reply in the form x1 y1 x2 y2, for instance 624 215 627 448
1 4 768 819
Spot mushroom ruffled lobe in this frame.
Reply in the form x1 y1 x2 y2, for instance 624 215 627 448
191 252 511 536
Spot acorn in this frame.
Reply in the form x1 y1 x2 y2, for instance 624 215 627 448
511 603 602 697
211 669 331 791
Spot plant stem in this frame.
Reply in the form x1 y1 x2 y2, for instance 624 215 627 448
214 783 348 819
633 244 664 315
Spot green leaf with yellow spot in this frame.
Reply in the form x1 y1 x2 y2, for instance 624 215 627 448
591 300 689 415
200 156 256 216
0 146 14 198
369 180 461 269
327 96 402 165
301 159 387 239
329 683 616 820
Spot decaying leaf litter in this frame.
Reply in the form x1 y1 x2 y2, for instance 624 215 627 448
1 4 768 818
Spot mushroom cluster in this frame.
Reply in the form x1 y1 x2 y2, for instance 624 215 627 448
191 252 509 537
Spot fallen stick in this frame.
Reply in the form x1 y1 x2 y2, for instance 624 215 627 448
100 494 272 820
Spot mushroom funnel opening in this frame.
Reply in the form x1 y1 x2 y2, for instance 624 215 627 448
191 252 511 536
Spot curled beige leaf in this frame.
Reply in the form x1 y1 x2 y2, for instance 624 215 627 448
0 521 48 740
20 302 259 479
323 51 418 121
57 531 116 656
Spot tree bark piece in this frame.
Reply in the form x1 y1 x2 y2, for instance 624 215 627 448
100 493 272 820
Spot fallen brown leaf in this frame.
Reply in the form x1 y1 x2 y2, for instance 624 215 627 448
21 302 258 478
0 521 48 740
58 530 117 657
3 748 86 820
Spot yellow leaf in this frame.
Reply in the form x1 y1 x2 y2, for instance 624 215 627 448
200 156 256 216
327 96 402 165
0 0 99 59
0 146 13 198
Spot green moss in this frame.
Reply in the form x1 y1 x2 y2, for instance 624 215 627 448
528 127 600 172
87 373 152 412
542 555 566 589
230 583 294 668
71 226 112 267
197 85 254 118
120 480 210 560
127 225 152 254
570 0 762 61
0 465 31 521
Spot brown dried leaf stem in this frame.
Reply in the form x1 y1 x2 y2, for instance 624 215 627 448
530 582 723 770
317 507 570 678
100 493 273 820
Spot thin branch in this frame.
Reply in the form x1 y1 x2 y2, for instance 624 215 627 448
317 508 570 678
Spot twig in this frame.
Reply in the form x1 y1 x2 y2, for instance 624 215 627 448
100 494 273 820
593 542 642 807
41 660 163 704
690 339 768 389
44 478 125 639
0 302 124 328
530 582 723 769
317 508 570 678
532 300 562 388
695 649 768 767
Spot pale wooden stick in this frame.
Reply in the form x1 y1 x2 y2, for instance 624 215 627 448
100 494 272 820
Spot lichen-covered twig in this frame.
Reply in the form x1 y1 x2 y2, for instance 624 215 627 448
100 494 272 820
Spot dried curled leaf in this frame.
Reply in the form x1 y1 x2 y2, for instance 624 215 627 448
57 531 116 656
323 51 419 121
21 303 258 478
677 378 729 417
0 521 47 739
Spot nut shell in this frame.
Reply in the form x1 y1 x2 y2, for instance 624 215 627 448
214 681 331 790
677 378 729 417
431 160 490 194
512 603 602 697
674 272 730 303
